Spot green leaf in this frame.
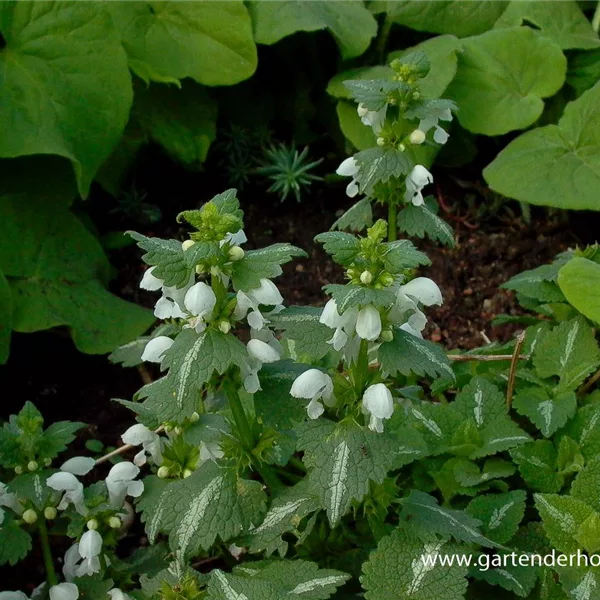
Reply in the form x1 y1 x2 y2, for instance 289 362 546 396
466 490 526 544
0 514 32 566
354 147 411 196
494 1 600 50
575 512 600 554
446 27 566 135
397 201 455 247
572 457 600 512
334 100 377 152
372 0 509 37
38 421 85 463
561 402 600 463
383 240 431 271
406 402 465 456
484 81 600 210
568 48 600 97
557 566 600 600
361 525 469 600
503 263 567 304
0 2 132 196
535 493 595 553
510 440 563 493
323 285 397 313
247 0 378 59
471 557 538 597
379 328 455 380
514 388 577 438
314 232 361 266
331 198 373 233
558 257 600 325
327 66 394 101
0 269 11 364
141 328 247 422
401 490 497 547
231 243 306 292
134 81 218 166
140 462 266 559
533 317 600 392
8 472 53 511
107 1 257 85
297 419 401 526
269 306 333 362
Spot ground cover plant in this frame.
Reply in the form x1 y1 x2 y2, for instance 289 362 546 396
2 1 600 599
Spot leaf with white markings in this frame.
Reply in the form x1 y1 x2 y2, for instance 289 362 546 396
332 198 373 232
0 513 32 566
466 491 526 544
511 440 564 493
382 240 431 272
323 285 397 313
8 472 52 511
297 420 400 526
314 232 360 266
353 147 411 196
534 317 600 392
561 402 600 462
471 558 537 598
514 388 577 438
398 200 455 247
557 567 600 600
406 402 465 456
361 525 469 600
571 457 600 512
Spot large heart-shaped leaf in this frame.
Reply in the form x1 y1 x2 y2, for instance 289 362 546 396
247 0 377 59
446 27 566 135
484 81 600 210
558 257 600 324
0 2 132 196
108 1 257 86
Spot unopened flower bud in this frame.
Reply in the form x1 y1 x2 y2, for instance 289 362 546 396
410 129 426 145
412 91 420 100
14 466 23 475
381 330 394 343
228 246 245 261
174 426 182 436
190 412 200 423
23 509 38 524
380 274 394 287
27 460 38 472
398 143 406 152
44 458 52 467
86 518 99 531
183 469 193 479
108 516 121 529
44 507 57 520
219 320 232 334
195 264 205 275
182 240 196 251
376 137 386 147
157 466 170 479
360 271 373 285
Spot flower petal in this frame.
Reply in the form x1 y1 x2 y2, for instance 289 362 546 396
141 336 174 363
362 383 394 420
247 339 280 364
139 267 162 291
355 306 382 341
336 156 358 177
401 277 443 306
47 472 80 493
79 530 102 559
184 282 216 318
60 457 95 477
49 584 79 600
290 369 333 401
249 279 283 306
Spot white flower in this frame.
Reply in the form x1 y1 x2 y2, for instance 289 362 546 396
184 282 217 333
141 336 174 363
63 543 81 582
0 593 28 600
405 165 433 207
290 369 334 420
108 591 132 600
336 156 360 198
122 424 163 466
419 106 452 145
235 279 283 330
199 441 224 464
391 277 442 338
47 472 88 516
76 530 102 576
139 267 162 291
247 339 280 364
319 299 358 351
241 357 262 394
221 229 247 247
355 306 382 341
362 384 394 433
357 103 387 134
105 462 144 507
0 481 22 524
49 583 79 600
149 271 195 320
60 457 95 477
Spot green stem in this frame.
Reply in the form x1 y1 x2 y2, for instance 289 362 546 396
39 518 58 586
355 339 370 396
288 456 307 473
593 0 600 33
375 15 393 63
387 200 397 242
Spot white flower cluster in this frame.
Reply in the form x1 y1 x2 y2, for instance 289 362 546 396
139 231 286 395
0 585 131 600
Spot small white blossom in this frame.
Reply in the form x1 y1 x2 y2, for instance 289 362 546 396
199 441 224 464
357 103 387 134
362 384 394 433
319 299 358 351
0 481 22 525
336 156 360 198
241 357 262 394
47 472 88 516
405 165 433 207
76 530 102 577
221 229 247 248
49 584 79 600
409 129 426 145
142 269 194 320
355 305 382 341
60 457 95 477
108 590 133 600
105 462 144 507
141 336 174 363
247 339 280 364
63 543 80 582
235 279 284 330
390 277 442 338
419 106 452 145
122 424 163 466
139 267 162 291
290 369 334 420
184 282 217 333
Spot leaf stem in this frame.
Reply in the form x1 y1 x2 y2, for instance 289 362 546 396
288 455 307 473
387 200 397 242
593 0 600 33
39 518 58 586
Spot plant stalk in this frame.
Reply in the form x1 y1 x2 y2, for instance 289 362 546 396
387 200 397 242
39 518 58 586
593 0 600 33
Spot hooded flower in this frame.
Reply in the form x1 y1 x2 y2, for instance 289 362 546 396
319 299 358 351
63 543 81 582
404 165 433 207
184 282 217 333
221 229 248 248
390 277 442 338
290 369 334 420
199 441 225 465
108 591 133 600
419 106 453 145
0 481 22 524
105 462 143 508
76 530 103 577
60 457 95 477
336 157 360 198
47 472 88 516
49 585 79 600
121 424 163 466
355 306 382 341
140 267 194 320
141 336 174 363
362 384 394 433
247 339 280 364
358 103 387 134
235 279 284 330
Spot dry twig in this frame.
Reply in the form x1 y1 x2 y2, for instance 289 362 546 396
506 331 526 409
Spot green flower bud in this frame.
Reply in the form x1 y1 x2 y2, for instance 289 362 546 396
44 507 57 520
27 460 38 472
376 137 386 147
398 143 406 152
157 466 170 479
412 91 420 100
381 330 394 343
228 246 245 261
23 509 38 524
183 469 193 479
44 458 52 467
181 239 196 251
14 466 23 475
409 129 426 145
190 412 200 423
195 264 205 275
108 516 122 529
219 320 232 334
360 271 373 285
380 274 394 287
87 518 99 531
174 426 182 436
